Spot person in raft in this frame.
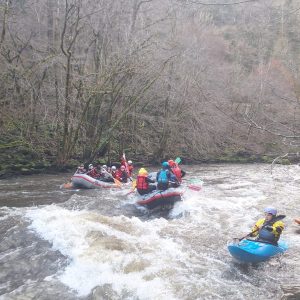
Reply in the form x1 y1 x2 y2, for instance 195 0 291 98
168 159 186 184
86 164 100 178
249 207 284 245
97 165 113 182
120 156 134 178
136 168 156 195
115 165 128 183
156 161 178 191
127 160 134 177
75 164 86 174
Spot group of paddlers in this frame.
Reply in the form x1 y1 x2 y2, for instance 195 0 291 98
74 156 186 196
75 157 133 183
136 160 185 195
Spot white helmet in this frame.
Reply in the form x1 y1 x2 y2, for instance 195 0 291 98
88 164 93 169
111 166 116 171
128 160 132 165
102 165 107 169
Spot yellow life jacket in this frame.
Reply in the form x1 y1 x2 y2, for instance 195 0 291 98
251 218 284 241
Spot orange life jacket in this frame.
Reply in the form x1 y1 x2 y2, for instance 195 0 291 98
136 174 149 190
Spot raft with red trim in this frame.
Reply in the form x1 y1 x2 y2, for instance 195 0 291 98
71 174 119 189
136 188 183 209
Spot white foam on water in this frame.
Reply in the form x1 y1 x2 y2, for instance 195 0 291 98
25 205 187 298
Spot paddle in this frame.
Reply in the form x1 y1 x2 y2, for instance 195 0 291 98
125 179 138 195
187 184 202 191
175 157 181 164
185 178 203 192
122 152 132 181
235 214 286 242
62 182 73 189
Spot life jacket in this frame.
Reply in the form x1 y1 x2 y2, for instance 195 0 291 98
258 228 276 242
172 166 182 182
87 168 99 178
157 169 169 184
252 218 284 243
116 170 128 183
136 175 149 190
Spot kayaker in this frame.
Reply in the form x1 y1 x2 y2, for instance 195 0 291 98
156 162 178 190
136 168 156 195
250 207 285 245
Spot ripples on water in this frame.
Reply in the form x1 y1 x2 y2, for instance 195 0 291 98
0 164 300 299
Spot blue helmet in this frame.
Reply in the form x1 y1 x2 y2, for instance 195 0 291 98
162 161 169 169
264 207 277 216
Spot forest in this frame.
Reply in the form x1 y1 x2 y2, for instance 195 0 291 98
1 0 300 176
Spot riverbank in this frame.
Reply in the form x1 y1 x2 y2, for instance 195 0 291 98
0 147 296 179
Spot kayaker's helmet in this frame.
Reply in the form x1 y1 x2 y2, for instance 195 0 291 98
102 165 107 169
138 168 148 175
88 164 93 169
128 160 133 165
162 161 169 169
111 166 117 171
120 165 125 171
264 207 277 216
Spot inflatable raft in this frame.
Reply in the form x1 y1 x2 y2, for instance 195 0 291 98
136 188 183 209
228 239 288 263
71 174 119 189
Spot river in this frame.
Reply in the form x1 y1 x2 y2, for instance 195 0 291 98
0 164 299 300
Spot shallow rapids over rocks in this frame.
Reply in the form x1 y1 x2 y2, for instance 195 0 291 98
0 164 299 299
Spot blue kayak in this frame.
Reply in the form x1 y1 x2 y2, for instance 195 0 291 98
228 239 288 263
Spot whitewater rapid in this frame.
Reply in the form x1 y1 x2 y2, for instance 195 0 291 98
0 164 299 299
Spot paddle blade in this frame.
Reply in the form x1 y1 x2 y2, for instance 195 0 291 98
188 184 202 191
114 178 122 187
175 157 181 164
62 182 73 189
132 180 137 189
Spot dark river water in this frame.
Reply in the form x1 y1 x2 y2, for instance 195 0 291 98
0 164 299 299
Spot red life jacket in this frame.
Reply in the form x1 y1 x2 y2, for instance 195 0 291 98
136 175 149 190
115 170 123 181
87 168 99 178
172 166 182 182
